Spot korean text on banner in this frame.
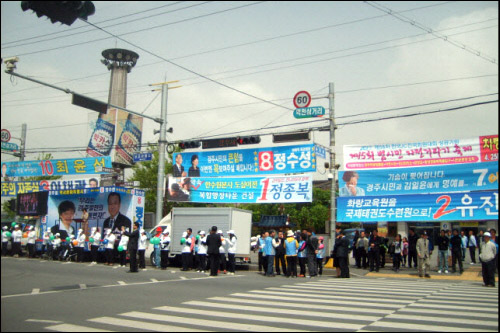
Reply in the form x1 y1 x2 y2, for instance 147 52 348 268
2 156 112 178
343 134 498 170
337 191 498 222
1 178 100 197
173 144 316 177
167 174 313 204
338 161 498 196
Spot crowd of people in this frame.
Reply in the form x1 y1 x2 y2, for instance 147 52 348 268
2 222 498 286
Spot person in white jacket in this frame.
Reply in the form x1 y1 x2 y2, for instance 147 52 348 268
90 227 101 264
197 231 208 273
12 225 23 257
226 230 237 275
104 229 116 266
160 229 171 270
2 226 9 256
76 229 86 262
27 226 37 258
118 229 129 267
218 230 227 274
181 229 194 271
138 229 148 270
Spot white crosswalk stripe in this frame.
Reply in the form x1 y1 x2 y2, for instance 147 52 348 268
37 278 498 332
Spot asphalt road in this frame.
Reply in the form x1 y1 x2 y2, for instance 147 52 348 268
2 256 498 332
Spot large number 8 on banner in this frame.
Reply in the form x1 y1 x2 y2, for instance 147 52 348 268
259 151 274 171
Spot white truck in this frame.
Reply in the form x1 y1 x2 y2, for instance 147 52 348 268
147 207 252 266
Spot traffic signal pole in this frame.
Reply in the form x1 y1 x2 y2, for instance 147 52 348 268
328 82 337 253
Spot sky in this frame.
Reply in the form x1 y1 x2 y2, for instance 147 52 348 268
1 1 498 180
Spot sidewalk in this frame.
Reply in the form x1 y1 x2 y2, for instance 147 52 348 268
247 251 498 282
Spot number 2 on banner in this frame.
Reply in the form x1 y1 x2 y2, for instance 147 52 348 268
433 195 457 219
259 151 274 171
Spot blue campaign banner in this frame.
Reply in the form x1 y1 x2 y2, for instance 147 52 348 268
339 161 498 197
337 191 498 222
167 174 312 203
172 144 316 177
1 178 100 197
2 156 112 178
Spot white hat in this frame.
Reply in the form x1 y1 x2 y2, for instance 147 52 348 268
228 230 235 235
55 233 60 237
484 232 491 237
287 230 294 237
2 226 7 230
91 227 96 232
29 225 34 230
14 224 19 228
163 229 169 234
199 231 206 235
105 229 111 235
140 229 145 233
217 230 223 234
182 232 187 238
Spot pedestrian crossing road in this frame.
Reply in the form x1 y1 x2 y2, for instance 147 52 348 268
40 278 498 332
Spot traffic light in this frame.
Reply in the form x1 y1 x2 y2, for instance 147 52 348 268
21 1 95 26
237 136 261 145
178 141 201 149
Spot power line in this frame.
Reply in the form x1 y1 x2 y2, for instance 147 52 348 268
364 1 497 64
1 1 210 49
12 99 497 155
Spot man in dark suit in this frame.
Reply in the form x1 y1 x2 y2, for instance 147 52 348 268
206 226 222 276
122 222 140 273
173 154 186 177
102 192 132 263
336 228 350 278
369 229 382 272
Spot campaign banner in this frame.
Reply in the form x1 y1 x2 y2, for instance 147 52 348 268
44 186 145 237
337 191 498 222
339 161 498 197
2 156 112 178
1 177 101 197
343 134 498 170
167 174 313 203
172 144 316 177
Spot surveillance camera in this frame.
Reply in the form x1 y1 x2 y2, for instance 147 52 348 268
3 56 19 72
3 56 19 64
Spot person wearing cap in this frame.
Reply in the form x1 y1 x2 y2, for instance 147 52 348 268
90 227 101 264
42 231 51 258
11 225 22 257
27 226 37 258
479 232 496 287
153 226 162 269
450 229 464 274
160 229 171 270
285 230 299 278
138 228 148 270
416 231 431 278
2 226 10 256
226 230 237 275
122 222 140 273
206 226 222 276
197 231 208 273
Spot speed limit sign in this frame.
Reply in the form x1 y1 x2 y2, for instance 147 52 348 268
1 129 11 143
293 91 311 109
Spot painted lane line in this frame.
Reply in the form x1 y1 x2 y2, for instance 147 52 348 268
31 288 40 295
89 316 210 332
45 323 114 332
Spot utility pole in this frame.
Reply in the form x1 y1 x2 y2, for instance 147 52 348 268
151 80 180 225
20 123 26 161
328 82 337 253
